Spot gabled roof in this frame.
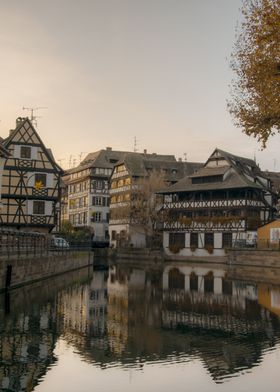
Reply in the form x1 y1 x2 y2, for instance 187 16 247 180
0 140 9 158
3 117 63 173
117 152 202 181
66 149 130 174
159 148 269 194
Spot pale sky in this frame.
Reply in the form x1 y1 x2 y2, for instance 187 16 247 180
0 0 279 170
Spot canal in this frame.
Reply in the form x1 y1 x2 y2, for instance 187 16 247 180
0 261 280 391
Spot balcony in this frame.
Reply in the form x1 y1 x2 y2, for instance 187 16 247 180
163 198 264 210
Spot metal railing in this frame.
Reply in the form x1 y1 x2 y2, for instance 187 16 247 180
0 229 92 257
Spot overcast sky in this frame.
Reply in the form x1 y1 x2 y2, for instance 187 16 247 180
0 0 279 170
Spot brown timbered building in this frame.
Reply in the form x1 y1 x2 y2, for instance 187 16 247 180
109 152 202 247
159 149 277 257
1 117 62 233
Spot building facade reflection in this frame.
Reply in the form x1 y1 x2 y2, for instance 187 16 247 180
1 262 280 389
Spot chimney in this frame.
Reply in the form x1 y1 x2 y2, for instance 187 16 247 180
106 147 112 151
178 157 182 162
16 117 25 127
144 149 147 154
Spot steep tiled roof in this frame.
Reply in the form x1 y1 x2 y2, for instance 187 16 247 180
120 153 202 182
66 149 129 173
159 148 269 194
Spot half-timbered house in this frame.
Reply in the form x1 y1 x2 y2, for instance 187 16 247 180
0 139 9 209
1 117 62 233
62 148 128 245
159 149 276 257
109 153 202 248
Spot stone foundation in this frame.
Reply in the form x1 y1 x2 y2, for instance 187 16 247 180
0 251 93 291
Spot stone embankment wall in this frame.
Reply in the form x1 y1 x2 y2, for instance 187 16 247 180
228 250 280 268
0 251 93 291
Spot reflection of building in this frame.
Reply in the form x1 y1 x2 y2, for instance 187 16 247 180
162 263 280 382
0 267 92 391
163 264 261 334
0 306 57 391
159 149 275 257
58 271 108 336
258 284 280 317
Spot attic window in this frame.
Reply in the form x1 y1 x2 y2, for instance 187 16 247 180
192 175 223 184
20 146 31 159
109 159 118 163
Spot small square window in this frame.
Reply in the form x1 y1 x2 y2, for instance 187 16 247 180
33 201 45 215
20 146 31 159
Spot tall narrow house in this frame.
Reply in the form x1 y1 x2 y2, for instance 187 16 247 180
0 139 9 209
1 117 62 233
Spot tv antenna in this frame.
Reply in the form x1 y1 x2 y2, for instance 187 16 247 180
79 152 87 163
133 136 139 152
22 106 47 127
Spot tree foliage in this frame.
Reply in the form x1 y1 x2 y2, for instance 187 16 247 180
229 0 280 147
110 171 167 240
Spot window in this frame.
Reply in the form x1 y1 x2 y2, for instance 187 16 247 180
222 232 232 248
190 272 198 291
204 232 214 247
33 201 45 215
168 268 185 289
169 233 185 248
222 278 233 295
192 175 223 184
204 272 214 293
92 180 103 190
92 196 103 206
190 232 198 248
35 173 47 187
20 146 31 159
92 212 102 222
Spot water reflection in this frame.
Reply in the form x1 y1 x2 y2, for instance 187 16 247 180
1 262 280 390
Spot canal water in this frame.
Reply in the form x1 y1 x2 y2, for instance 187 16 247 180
0 261 280 392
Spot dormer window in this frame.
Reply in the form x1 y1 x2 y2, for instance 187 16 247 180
192 175 223 184
20 146 31 159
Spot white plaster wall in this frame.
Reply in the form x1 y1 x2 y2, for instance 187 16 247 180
27 200 53 215
163 232 169 248
185 232 190 247
164 246 225 257
14 145 38 160
214 233 222 248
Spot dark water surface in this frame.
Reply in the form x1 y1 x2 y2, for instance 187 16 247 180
1 261 280 391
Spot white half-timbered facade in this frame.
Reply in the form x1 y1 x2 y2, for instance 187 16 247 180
62 148 128 245
1 117 62 233
159 149 277 257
